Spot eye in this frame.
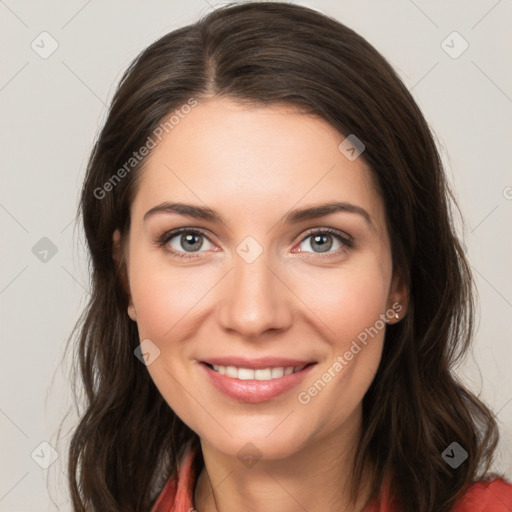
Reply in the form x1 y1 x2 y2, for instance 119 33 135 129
157 226 353 260
295 228 353 256
158 228 215 259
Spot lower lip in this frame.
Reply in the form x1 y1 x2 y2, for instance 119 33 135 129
200 362 316 403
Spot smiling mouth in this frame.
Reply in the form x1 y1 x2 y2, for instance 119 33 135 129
203 362 316 381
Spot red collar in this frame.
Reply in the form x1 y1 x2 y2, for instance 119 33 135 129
151 442 512 511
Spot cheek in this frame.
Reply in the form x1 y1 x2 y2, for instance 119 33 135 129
290 254 391 344
126 249 210 424
291 256 389 423
128 249 217 340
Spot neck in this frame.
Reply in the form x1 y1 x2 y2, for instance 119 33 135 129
193 409 373 512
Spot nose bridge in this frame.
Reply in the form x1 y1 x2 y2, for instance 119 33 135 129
217 243 292 338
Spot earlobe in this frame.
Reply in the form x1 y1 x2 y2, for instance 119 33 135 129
127 303 137 321
388 270 408 323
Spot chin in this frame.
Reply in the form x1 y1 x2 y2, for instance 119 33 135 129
198 426 313 464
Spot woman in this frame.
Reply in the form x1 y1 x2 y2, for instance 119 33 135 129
66 2 512 511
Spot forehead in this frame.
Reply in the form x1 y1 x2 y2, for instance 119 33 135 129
131 98 386 231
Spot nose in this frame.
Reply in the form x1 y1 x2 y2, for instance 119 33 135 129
216 251 293 339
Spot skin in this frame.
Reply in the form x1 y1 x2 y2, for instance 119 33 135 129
114 97 408 512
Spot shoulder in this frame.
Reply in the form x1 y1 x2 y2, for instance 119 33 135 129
451 477 512 512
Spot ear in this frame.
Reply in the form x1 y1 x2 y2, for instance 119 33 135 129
112 229 137 321
387 268 408 324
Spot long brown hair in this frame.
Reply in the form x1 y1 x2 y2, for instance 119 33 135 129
63 2 501 510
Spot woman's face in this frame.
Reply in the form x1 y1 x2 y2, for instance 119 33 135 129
119 97 406 461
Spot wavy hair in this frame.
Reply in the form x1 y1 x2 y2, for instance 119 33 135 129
63 2 500 510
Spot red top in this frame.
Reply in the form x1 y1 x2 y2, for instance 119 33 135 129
151 442 512 512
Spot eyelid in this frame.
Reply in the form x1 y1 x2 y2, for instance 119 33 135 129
298 226 352 244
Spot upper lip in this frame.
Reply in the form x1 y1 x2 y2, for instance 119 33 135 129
201 357 316 369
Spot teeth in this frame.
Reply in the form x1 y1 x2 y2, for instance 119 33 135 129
211 364 307 380
255 368 272 380
238 368 254 380
225 366 238 378
271 367 284 378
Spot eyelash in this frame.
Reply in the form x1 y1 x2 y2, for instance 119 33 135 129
156 227 353 260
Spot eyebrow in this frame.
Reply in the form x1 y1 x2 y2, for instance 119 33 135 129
143 201 374 229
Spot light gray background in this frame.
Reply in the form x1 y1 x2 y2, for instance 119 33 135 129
1 0 511 510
